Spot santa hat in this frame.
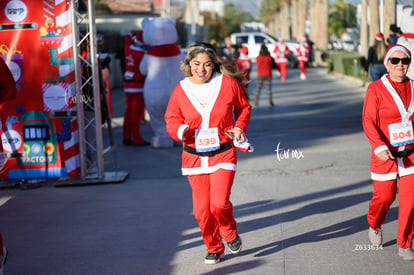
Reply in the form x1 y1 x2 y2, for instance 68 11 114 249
383 44 411 67
233 137 254 153
375 32 384 41
240 46 248 55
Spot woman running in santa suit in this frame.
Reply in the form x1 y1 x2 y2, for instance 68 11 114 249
297 36 311 80
363 44 414 261
273 37 292 81
165 42 251 265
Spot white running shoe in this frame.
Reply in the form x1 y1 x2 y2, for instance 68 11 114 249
368 227 383 246
399 247 414 261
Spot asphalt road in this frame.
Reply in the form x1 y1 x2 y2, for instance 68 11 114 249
1 67 413 274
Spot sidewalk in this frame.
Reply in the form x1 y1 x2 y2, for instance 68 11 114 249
0 67 413 274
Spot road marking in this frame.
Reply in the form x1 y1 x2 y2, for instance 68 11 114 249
0 196 13 207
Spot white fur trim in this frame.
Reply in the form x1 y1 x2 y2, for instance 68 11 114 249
177 125 189 141
181 163 237 175
383 45 411 67
399 165 414 176
374 145 389 156
371 172 398 181
124 87 143 93
233 137 254 153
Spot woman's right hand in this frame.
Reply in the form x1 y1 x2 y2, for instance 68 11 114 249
182 128 194 143
377 150 395 161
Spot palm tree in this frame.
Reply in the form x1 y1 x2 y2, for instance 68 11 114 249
260 0 281 25
298 0 307 40
309 0 317 41
360 0 368 55
384 0 396 45
316 0 328 50
291 0 298 40
369 0 380 45
260 0 282 38
280 1 290 40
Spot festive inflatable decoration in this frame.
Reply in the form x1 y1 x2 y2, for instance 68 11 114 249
397 5 414 80
139 17 184 148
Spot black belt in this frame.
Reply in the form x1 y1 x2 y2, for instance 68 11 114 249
391 147 414 158
184 142 233 157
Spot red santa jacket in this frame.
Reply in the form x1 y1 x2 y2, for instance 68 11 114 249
123 32 146 93
297 42 310 62
363 74 414 180
236 55 252 84
256 55 274 77
273 43 291 63
165 73 251 175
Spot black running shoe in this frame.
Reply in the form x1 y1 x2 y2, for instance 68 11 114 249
227 235 242 254
204 252 224 264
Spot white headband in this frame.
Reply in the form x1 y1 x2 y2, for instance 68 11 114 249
383 45 411 67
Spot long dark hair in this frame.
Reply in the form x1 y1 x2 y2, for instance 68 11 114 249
259 44 270 56
182 42 248 99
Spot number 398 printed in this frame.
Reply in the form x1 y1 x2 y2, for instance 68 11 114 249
352 244 383 251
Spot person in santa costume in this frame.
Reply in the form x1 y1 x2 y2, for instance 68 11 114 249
165 42 252 265
273 37 292 81
236 46 252 94
297 36 311 80
122 30 149 146
363 44 414 261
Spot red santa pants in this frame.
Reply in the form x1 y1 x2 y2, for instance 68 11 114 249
123 93 145 143
188 169 238 253
299 61 307 75
277 62 287 79
367 176 414 248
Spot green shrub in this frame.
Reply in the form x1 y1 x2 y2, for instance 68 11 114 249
331 51 365 78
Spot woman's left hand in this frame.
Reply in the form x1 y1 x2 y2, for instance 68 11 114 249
227 128 245 142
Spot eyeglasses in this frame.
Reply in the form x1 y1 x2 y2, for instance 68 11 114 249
389 57 411 65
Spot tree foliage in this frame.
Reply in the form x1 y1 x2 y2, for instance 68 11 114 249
94 0 112 14
203 4 254 43
201 11 229 42
328 0 357 38
223 4 254 34
260 0 282 24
